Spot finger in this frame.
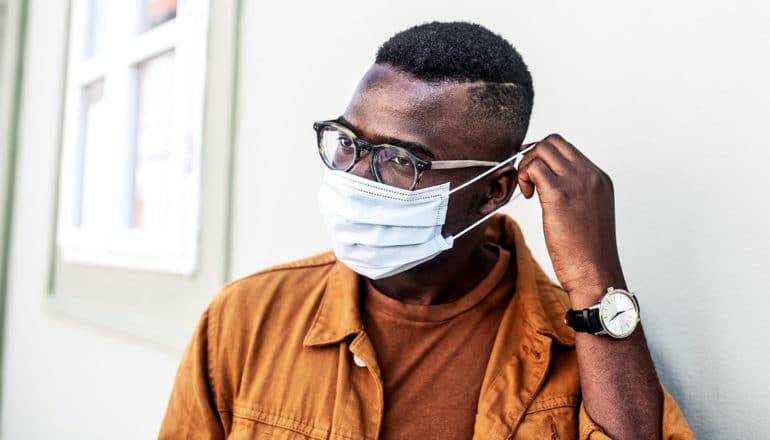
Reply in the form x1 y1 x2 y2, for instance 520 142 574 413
543 133 610 179
517 141 540 154
517 140 573 176
540 133 583 163
517 157 559 199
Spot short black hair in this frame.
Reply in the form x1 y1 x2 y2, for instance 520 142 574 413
375 21 534 146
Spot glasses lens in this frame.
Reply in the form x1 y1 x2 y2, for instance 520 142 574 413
319 125 356 170
374 146 418 190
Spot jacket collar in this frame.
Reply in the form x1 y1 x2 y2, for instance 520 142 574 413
303 214 575 348
483 214 575 347
303 257 364 347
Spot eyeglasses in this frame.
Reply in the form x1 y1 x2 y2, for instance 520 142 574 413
313 120 504 190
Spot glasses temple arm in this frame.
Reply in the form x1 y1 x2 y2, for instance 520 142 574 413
448 142 539 195
430 160 500 170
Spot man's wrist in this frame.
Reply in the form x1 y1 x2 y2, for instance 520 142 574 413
566 266 627 309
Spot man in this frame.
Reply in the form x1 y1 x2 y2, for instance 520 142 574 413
160 22 692 439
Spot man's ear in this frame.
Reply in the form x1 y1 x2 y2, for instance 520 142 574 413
479 165 518 216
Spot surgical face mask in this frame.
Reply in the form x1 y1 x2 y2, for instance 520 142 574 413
318 145 535 280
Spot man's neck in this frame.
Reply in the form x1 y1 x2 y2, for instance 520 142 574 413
368 237 499 305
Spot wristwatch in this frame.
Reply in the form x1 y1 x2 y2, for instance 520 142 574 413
564 287 640 339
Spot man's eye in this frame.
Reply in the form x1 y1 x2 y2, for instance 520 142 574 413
338 137 353 148
390 156 412 167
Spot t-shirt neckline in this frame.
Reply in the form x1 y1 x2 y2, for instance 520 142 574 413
362 244 512 323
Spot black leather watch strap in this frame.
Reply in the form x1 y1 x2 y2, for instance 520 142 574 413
565 307 604 334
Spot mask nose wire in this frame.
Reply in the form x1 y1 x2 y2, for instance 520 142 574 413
448 142 539 240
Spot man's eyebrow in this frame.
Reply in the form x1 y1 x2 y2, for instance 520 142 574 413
335 116 436 159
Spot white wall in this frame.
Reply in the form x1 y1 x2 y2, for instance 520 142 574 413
2 0 768 439
0 0 180 439
1 0 241 437
0 1 6 70
231 1 770 438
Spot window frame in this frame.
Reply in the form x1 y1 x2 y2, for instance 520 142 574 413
57 0 207 275
47 0 240 353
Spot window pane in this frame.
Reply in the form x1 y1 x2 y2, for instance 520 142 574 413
78 80 110 228
143 0 177 31
133 50 179 232
86 0 109 59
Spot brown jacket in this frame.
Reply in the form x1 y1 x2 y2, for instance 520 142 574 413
160 215 693 439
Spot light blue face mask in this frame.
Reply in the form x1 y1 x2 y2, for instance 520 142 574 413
318 144 536 279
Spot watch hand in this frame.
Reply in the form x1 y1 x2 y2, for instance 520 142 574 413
609 308 633 322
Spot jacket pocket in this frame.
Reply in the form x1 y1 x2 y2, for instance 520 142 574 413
515 396 579 440
229 416 323 440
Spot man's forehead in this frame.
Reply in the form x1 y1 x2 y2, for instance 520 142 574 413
342 64 476 158
357 64 454 98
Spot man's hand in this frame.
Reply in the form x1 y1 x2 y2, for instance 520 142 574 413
515 134 663 439
516 134 625 307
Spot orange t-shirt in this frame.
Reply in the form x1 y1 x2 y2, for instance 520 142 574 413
361 245 515 440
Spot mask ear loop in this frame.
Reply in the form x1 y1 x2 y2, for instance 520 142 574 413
449 142 538 240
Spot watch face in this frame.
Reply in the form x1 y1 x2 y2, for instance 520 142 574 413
599 291 639 338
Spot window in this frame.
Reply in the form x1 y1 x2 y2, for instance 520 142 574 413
58 0 207 274
47 0 238 352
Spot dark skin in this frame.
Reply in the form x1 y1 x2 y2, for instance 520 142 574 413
341 64 662 439
342 65 518 304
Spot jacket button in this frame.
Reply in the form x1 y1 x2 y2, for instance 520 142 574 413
353 355 366 367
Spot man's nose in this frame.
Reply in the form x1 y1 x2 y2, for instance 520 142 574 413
349 155 376 181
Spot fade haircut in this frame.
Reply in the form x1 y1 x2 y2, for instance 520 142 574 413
375 21 534 147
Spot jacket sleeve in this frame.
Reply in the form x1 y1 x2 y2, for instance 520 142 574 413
158 307 227 439
578 386 694 439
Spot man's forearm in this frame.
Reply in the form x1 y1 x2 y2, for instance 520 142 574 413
512 133 664 437
571 274 663 440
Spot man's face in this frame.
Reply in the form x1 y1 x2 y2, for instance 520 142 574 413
339 64 516 237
